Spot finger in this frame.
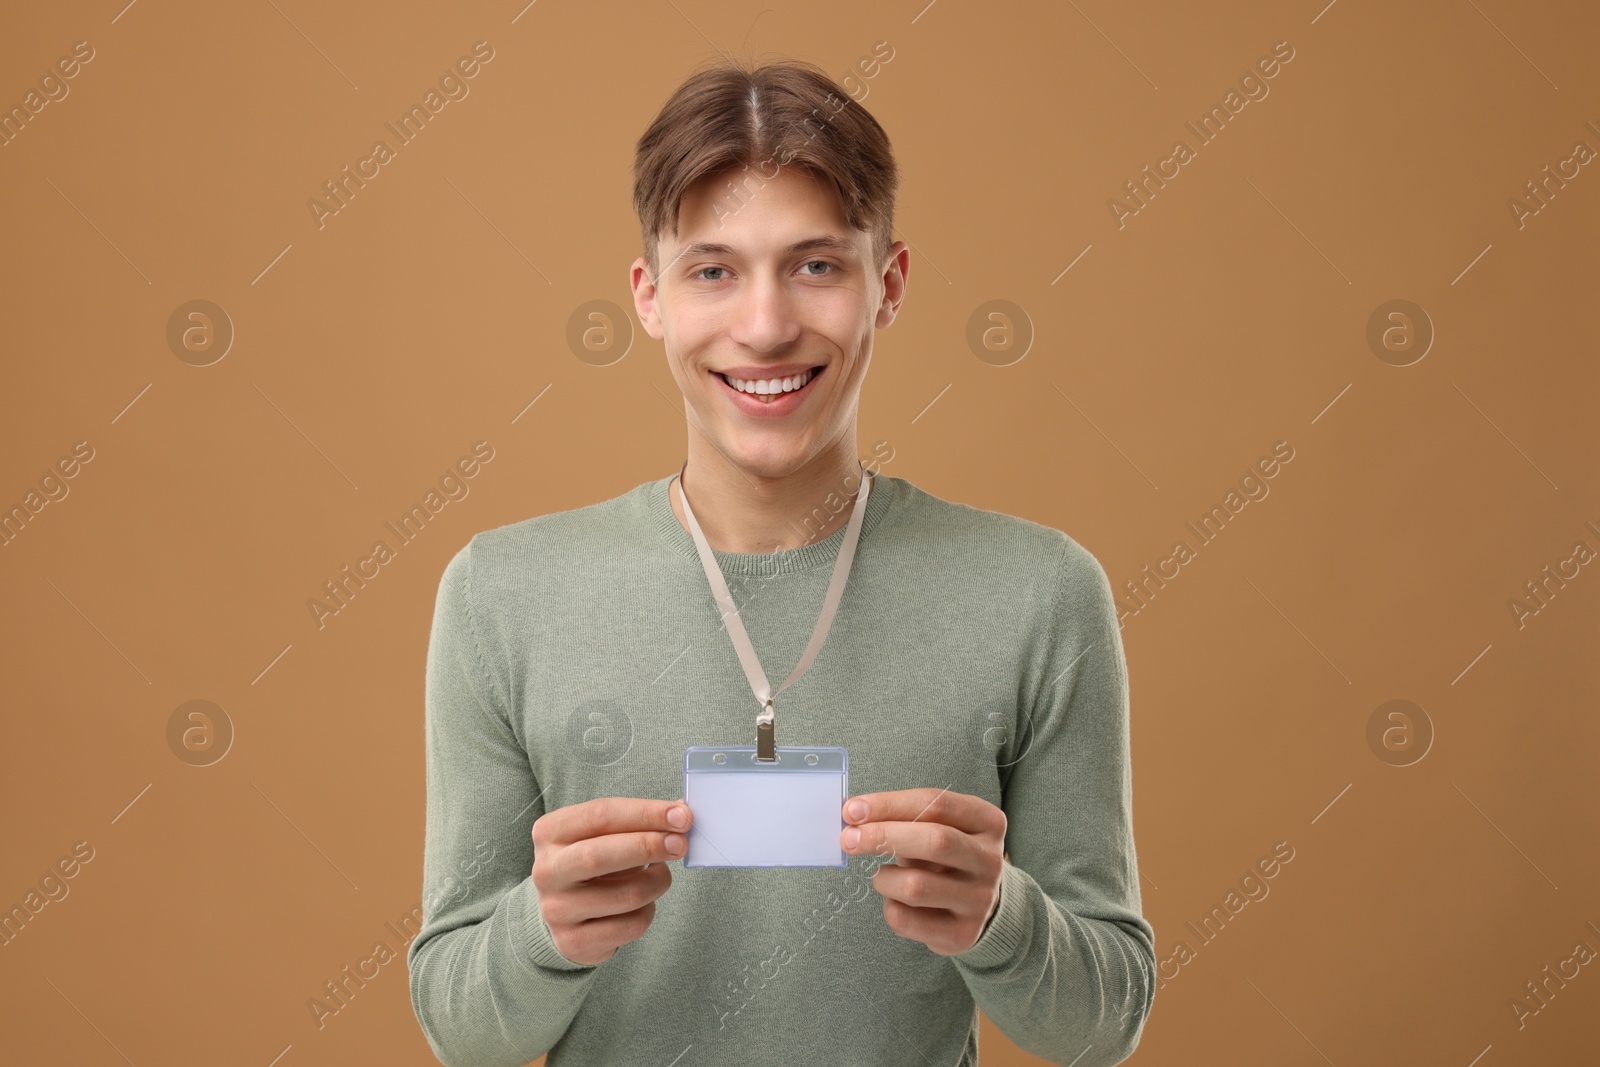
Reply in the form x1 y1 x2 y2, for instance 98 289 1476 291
536 796 693 848
591 863 651 878
567 863 673 924
560 900 657 961
558 828 688 884
869 862 975 913
880 897 967 956
843 819 986 875
842 788 1003 838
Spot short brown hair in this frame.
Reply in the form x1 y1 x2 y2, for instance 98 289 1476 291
632 55 899 279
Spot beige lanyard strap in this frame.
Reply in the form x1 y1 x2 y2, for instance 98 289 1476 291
673 462 872 761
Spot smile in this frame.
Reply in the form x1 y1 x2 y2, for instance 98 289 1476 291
716 366 821 398
712 365 825 415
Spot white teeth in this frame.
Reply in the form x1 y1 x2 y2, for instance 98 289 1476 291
724 368 816 394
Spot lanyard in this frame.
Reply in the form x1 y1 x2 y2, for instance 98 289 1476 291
673 461 873 761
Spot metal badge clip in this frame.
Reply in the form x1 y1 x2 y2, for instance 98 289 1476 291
756 699 776 761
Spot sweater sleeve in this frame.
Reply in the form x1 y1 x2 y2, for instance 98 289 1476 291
950 536 1157 1067
407 539 601 1067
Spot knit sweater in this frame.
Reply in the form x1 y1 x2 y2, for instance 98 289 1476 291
407 468 1156 1066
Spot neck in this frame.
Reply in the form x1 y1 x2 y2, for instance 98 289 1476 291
670 440 868 554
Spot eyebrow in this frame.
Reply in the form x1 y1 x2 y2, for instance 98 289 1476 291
674 235 859 261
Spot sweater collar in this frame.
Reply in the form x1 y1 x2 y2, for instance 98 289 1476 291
647 466 900 576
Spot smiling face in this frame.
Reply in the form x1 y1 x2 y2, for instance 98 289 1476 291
631 164 908 482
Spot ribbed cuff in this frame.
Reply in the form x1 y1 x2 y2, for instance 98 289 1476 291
513 877 599 972
953 860 1031 970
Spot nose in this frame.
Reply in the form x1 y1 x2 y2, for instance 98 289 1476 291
728 273 802 352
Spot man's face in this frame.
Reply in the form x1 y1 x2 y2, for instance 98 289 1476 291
631 165 907 480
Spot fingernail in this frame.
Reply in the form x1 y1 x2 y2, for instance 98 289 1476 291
668 806 686 829
843 827 860 849
666 833 685 854
845 799 866 821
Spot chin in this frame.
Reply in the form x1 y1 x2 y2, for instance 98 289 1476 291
717 441 816 480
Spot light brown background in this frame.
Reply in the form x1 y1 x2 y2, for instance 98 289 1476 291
2 0 1596 1064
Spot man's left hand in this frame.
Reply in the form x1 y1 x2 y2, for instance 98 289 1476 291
840 788 1007 956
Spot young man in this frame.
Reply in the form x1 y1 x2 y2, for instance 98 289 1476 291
408 57 1154 1067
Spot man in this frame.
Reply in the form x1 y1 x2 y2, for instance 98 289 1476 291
408 56 1154 1067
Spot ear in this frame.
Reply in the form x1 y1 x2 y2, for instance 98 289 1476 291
875 241 910 329
630 255 664 340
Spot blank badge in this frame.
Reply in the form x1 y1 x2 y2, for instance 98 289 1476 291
683 746 849 868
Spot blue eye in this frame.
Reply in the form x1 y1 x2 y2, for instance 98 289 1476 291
693 261 835 282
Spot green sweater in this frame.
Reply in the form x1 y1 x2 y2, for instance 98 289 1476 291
407 469 1155 1066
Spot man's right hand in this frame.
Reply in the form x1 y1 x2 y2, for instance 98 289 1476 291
531 797 693 966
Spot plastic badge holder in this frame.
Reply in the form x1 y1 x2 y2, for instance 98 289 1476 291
683 745 849 868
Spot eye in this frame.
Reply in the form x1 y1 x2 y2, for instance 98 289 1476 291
693 266 727 282
800 260 836 277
